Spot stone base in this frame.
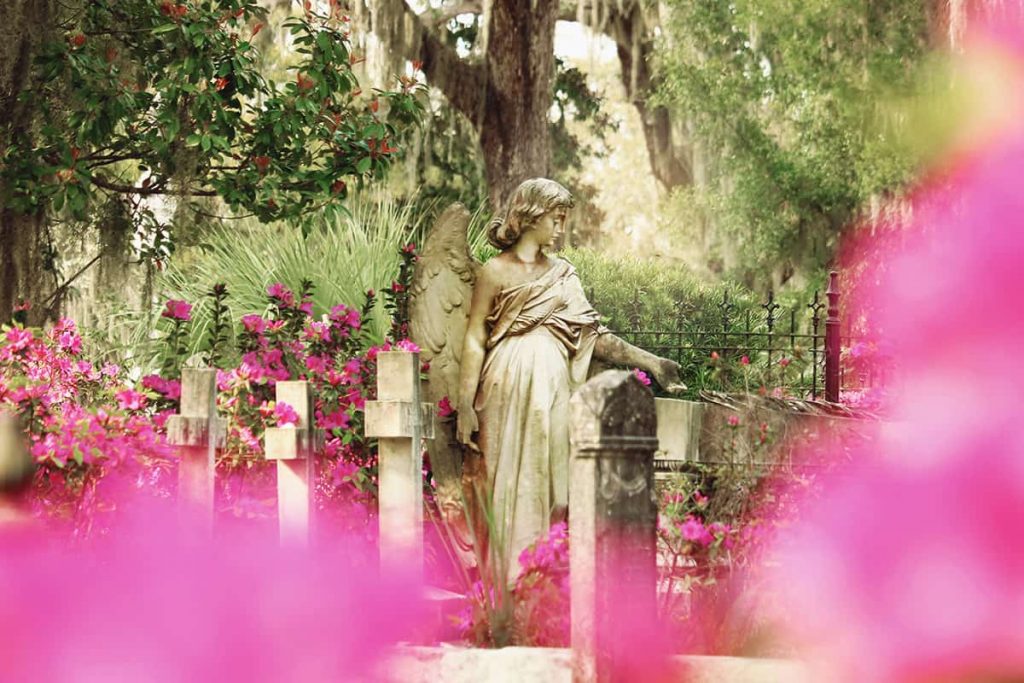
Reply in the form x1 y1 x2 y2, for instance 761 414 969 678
380 645 808 682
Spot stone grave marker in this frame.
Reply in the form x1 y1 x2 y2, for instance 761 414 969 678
166 368 225 535
365 350 434 575
569 370 660 683
264 380 323 547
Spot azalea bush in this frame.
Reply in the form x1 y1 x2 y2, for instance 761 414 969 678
140 253 421 528
456 521 570 648
0 319 177 535
2 238 425 539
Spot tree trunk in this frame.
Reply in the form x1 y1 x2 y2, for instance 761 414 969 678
478 0 558 208
602 4 693 191
367 0 558 211
0 0 55 325
0 210 52 326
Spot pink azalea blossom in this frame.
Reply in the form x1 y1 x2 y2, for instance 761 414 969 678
5 327 34 352
632 368 652 386
680 516 713 547
727 414 740 427
266 282 295 306
161 299 193 321
115 390 147 411
241 314 266 335
320 409 350 431
394 338 420 353
437 396 454 418
332 459 360 488
305 354 329 374
274 402 300 427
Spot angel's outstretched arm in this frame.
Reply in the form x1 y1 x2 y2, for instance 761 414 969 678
594 332 687 392
456 264 501 445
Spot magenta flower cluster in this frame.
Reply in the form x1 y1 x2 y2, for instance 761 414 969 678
0 319 177 525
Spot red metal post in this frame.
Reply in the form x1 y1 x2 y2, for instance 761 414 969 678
824 271 841 402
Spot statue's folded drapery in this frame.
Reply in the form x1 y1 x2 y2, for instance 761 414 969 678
475 259 605 573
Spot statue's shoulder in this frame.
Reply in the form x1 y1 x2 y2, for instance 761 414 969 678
552 255 578 275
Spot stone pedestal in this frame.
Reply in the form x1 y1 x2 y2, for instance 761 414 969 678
365 351 434 575
569 370 660 683
654 397 702 465
166 368 225 536
264 381 322 547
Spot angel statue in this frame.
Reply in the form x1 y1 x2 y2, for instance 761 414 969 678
409 178 685 576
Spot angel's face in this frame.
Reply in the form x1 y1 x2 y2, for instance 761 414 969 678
531 207 568 248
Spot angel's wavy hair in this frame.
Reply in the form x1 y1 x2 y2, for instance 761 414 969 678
487 178 574 250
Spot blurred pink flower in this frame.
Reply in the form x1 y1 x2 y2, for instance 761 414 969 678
5 327 33 352
319 409 350 431
773 19 1024 681
394 338 419 353
241 314 266 335
633 368 652 386
680 516 713 546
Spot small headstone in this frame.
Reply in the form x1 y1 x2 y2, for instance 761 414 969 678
569 370 660 683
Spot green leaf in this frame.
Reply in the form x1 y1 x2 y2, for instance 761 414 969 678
355 156 371 174
153 23 178 34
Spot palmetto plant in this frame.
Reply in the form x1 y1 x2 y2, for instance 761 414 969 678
97 194 437 373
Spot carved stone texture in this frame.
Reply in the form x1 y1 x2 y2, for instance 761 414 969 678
569 370 660 683
366 351 428 576
166 368 224 536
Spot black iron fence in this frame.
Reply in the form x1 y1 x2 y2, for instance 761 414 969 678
591 272 875 402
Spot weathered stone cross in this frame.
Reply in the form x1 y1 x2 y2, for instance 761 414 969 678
264 380 324 547
364 350 434 575
166 368 226 536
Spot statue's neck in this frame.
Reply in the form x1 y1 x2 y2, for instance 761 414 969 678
511 240 544 263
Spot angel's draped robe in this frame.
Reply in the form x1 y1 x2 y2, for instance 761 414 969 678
475 258 604 574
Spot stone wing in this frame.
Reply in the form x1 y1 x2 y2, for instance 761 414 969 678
409 202 479 504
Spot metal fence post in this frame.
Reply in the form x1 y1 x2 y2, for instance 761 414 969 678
825 271 841 402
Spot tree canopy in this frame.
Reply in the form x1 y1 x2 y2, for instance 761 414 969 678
657 0 931 282
0 0 423 320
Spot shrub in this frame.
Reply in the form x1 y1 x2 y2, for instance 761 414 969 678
0 319 178 533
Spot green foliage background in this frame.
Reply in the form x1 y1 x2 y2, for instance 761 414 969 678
657 0 930 281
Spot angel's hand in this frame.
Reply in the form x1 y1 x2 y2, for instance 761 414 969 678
651 358 687 394
456 401 479 447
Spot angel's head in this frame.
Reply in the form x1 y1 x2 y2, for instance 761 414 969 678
487 178 574 250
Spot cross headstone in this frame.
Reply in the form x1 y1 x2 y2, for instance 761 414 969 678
264 380 322 547
569 370 660 683
166 368 226 536
364 350 434 575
